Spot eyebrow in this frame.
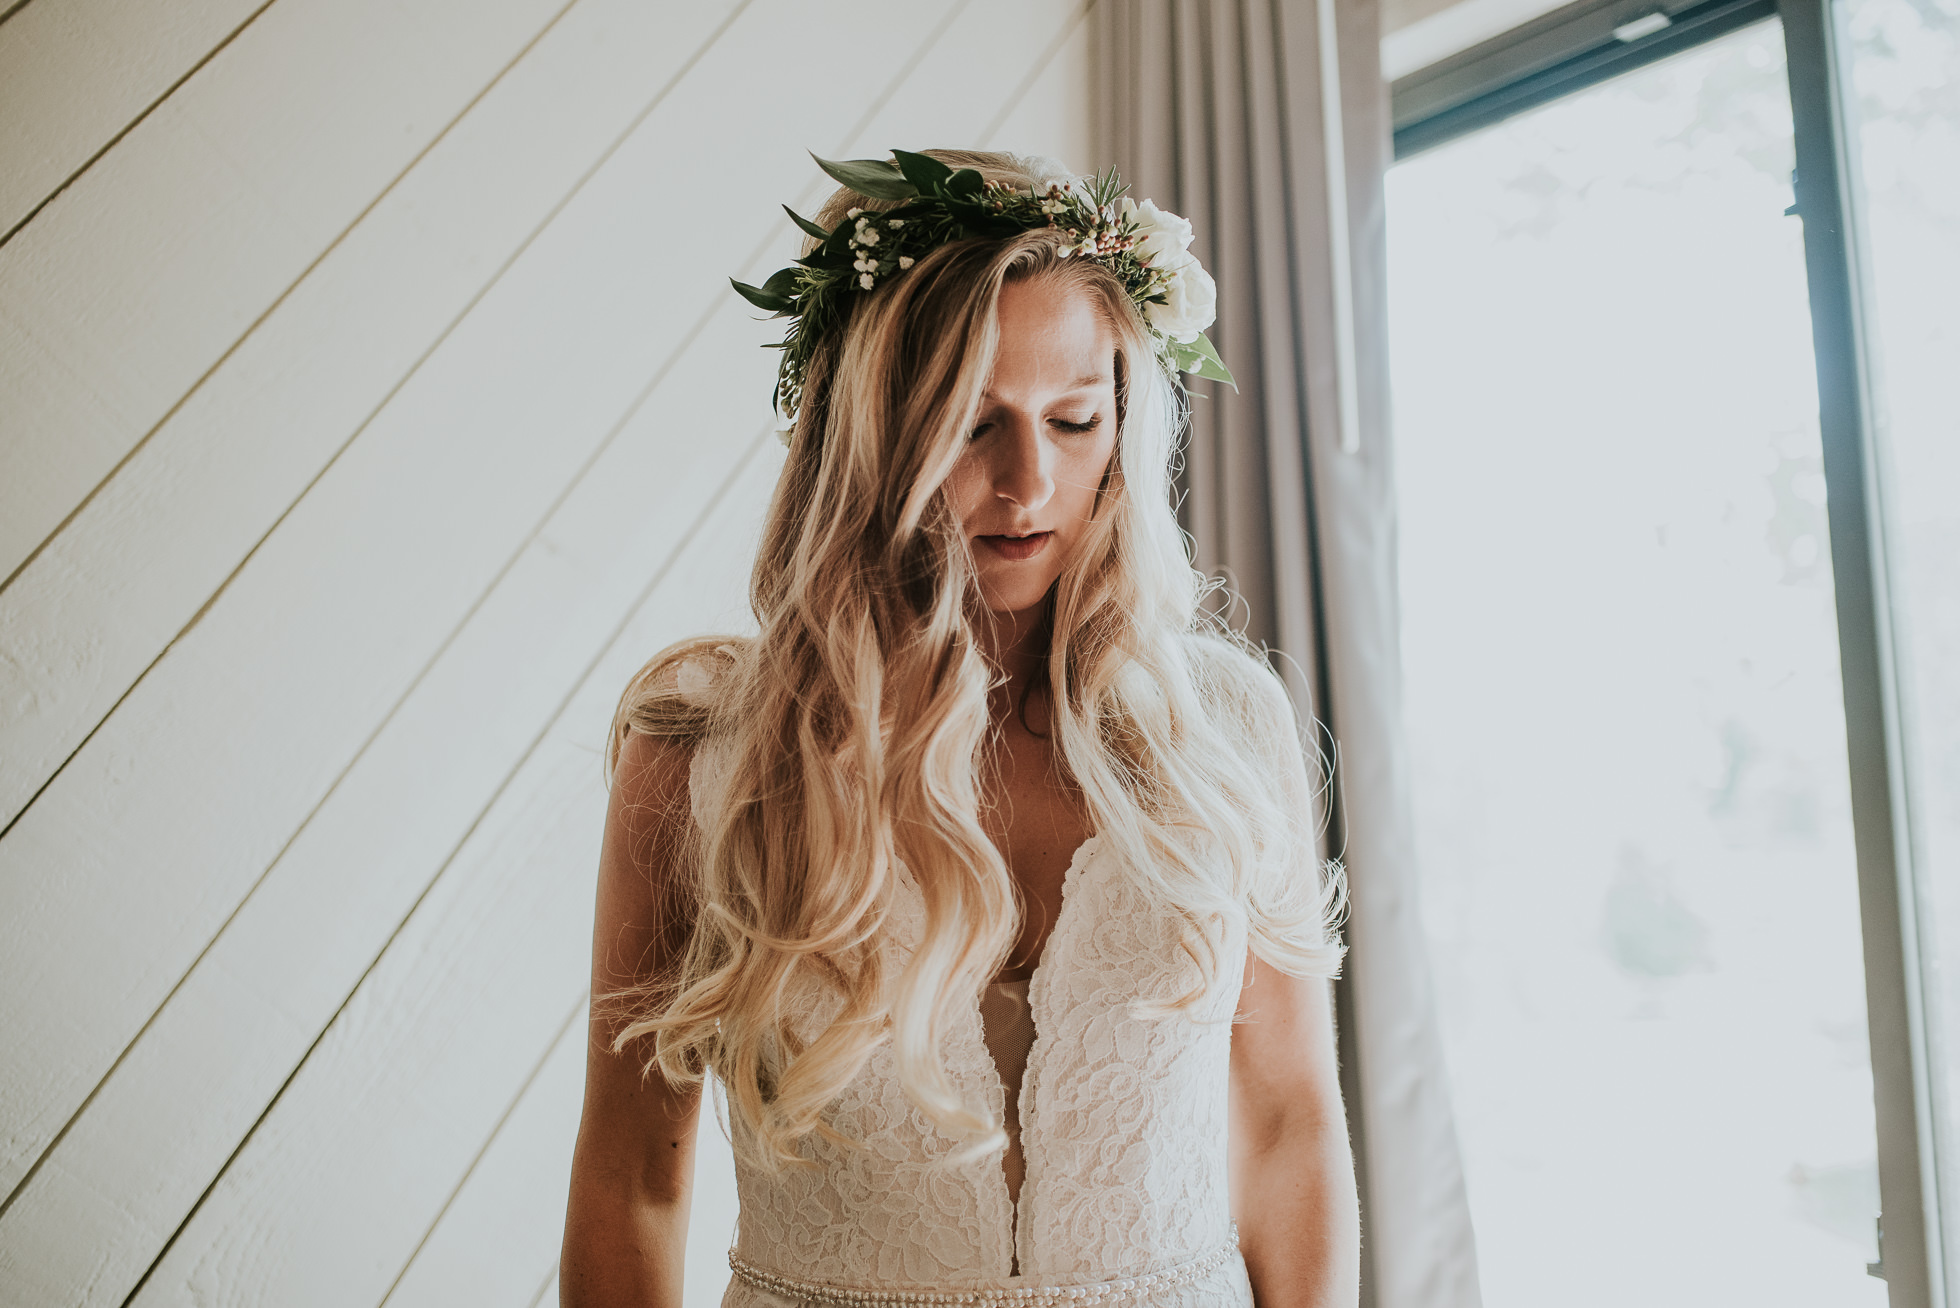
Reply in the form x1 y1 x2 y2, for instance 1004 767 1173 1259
983 374 1111 401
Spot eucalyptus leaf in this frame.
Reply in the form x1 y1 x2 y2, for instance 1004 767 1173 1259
783 206 830 241
891 149 954 193
731 277 793 314
812 153 918 201
946 167 985 197
1179 332 1236 387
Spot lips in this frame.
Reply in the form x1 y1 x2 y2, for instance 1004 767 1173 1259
979 531 1052 562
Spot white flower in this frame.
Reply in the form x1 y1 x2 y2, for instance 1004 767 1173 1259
858 227 879 246
888 218 905 228
1121 196 1196 268
859 272 875 289
897 255 914 269
675 658 719 704
1145 258 1217 343
847 207 863 218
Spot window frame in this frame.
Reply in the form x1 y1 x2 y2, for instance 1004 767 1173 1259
1387 6 1945 1304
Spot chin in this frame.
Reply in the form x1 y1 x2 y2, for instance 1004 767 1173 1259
976 574 1058 617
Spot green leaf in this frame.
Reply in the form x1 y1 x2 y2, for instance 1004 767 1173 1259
782 206 830 241
730 276 793 314
811 153 917 201
761 267 801 297
1172 332 1236 387
891 150 954 193
945 167 985 197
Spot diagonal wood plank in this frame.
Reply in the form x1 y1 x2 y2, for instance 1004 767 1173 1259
979 0 1099 160
0 0 273 245
0 0 745 845
0 0 951 1266
129 436 783 1307
376 1003 590 1308
0 0 570 587
0 313 774 1305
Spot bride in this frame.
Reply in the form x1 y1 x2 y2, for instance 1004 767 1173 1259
560 149 1358 1307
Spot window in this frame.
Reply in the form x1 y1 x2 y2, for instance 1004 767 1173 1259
1387 1 1956 1302
1839 0 1960 1255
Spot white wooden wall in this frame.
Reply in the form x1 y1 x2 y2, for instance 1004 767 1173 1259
0 1 1095 1303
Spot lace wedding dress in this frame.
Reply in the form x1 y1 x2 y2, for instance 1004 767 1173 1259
689 736 1255 1307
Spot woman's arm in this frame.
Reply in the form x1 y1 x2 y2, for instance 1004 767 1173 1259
560 731 703 1307
1230 955 1361 1308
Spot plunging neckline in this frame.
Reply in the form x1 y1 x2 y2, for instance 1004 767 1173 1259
986 832 1099 1279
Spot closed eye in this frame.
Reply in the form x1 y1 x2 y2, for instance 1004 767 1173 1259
1050 414 1102 433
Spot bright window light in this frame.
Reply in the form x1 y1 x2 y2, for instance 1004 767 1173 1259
1386 21 1882 1306
1840 0 1960 1258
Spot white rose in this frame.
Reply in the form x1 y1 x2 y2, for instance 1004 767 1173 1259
675 658 719 704
1122 196 1195 268
1145 258 1217 343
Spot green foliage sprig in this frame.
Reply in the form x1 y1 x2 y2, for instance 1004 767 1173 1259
733 151 1234 424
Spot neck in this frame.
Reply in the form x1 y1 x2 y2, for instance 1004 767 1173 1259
980 602 1048 718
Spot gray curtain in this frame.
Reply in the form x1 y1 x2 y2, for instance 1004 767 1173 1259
1096 3 1483 1305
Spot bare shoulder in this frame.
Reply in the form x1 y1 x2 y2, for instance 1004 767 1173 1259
595 729 697 983
609 634 749 775
609 728 696 831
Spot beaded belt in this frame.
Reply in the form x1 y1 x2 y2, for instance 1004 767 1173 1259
727 1229 1239 1306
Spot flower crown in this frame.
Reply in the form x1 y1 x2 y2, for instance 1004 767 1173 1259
732 151 1234 428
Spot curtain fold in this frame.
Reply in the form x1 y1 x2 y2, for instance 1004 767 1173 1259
1096 4 1483 1304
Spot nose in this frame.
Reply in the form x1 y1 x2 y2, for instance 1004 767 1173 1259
990 415 1054 513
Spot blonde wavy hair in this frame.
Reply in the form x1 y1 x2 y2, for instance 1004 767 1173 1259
607 150 1344 1165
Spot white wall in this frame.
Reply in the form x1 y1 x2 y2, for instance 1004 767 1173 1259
1380 0 1576 79
0 2 1095 1304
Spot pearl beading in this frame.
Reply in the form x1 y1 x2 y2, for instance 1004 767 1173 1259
726 1230 1239 1306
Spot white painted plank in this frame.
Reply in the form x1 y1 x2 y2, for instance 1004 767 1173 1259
131 440 781 1308
378 1024 739 1308
0 0 747 846
384 1036 743 1308
0 312 773 1306
0 0 268 239
0 0 568 584
980 0 1099 168
380 1002 587 1308
0 0 958 1258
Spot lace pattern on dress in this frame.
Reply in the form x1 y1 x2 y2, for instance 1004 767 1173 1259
684 701 1252 1306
